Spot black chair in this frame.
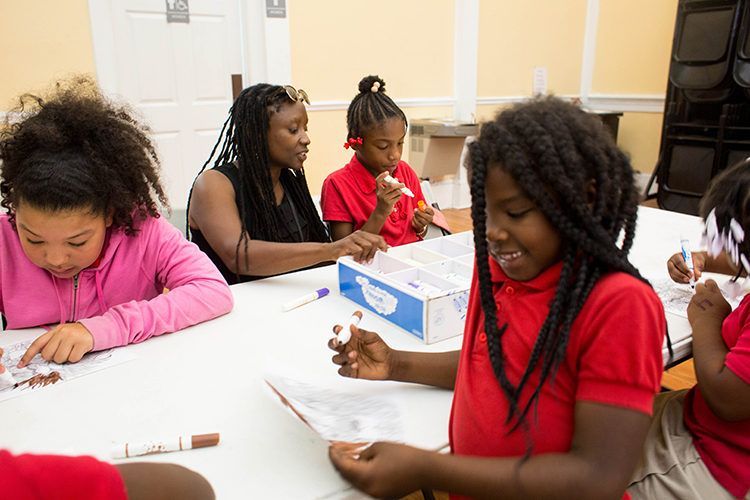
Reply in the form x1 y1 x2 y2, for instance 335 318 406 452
647 0 750 215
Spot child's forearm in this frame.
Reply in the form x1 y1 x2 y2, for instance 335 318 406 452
360 206 390 236
691 317 750 421
389 350 460 389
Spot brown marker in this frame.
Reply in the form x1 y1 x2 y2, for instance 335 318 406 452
336 311 363 345
111 433 220 459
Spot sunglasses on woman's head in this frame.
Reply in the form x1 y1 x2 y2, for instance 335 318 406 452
276 85 310 105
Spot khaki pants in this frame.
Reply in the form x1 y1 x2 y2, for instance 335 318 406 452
628 389 749 500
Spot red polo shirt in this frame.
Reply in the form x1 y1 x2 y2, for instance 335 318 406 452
0 450 127 499
684 292 750 498
449 257 665 500
321 154 426 247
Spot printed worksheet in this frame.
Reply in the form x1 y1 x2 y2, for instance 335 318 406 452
644 272 744 318
0 339 136 402
262 359 406 457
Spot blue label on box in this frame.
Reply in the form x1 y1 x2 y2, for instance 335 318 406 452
339 263 425 339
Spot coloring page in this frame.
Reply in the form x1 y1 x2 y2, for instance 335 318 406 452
262 359 405 457
0 339 136 402
645 274 744 318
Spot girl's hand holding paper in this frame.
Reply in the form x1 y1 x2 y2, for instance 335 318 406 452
18 323 95 367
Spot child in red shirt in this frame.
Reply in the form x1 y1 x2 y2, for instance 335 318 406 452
629 160 750 500
326 98 666 500
321 75 434 247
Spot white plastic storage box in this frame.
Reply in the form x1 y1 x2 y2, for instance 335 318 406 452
337 233 475 343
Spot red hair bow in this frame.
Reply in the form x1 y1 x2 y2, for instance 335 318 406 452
343 137 363 149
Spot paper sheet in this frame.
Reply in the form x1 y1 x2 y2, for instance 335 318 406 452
645 274 743 318
262 359 406 456
0 339 136 402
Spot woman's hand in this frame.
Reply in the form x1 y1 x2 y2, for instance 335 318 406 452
328 324 396 381
328 230 387 264
329 442 429 499
18 323 95 367
667 251 707 284
411 203 434 234
374 172 404 215
687 279 732 331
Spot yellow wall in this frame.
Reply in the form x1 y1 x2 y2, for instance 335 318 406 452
1 0 678 188
593 0 678 95
289 0 455 194
478 0 589 97
0 0 96 110
592 0 678 175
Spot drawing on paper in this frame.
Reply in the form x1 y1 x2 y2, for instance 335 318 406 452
648 276 742 318
263 360 405 457
0 338 136 402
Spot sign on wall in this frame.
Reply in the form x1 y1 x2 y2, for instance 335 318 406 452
167 0 189 23
266 0 286 18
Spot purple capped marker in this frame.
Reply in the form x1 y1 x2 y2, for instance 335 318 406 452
281 287 330 312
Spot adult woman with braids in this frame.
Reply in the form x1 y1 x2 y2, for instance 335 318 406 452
326 98 666 500
187 84 387 284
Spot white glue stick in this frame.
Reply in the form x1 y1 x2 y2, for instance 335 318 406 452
680 233 695 289
382 174 414 197
336 311 363 346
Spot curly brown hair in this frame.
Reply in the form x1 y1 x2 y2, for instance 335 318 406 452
0 76 169 235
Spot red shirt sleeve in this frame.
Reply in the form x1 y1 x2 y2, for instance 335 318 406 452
321 172 355 223
0 450 127 500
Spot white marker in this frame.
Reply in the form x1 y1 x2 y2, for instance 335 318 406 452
336 311 363 346
680 233 695 289
382 174 414 197
111 433 220 459
0 365 18 388
282 287 330 312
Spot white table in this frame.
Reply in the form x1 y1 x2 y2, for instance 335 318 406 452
630 206 712 366
0 206 706 499
0 265 462 500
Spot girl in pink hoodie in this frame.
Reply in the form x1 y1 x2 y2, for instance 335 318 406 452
0 77 233 367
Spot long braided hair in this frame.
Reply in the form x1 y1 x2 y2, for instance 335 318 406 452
187 84 329 274
468 97 648 439
346 75 408 142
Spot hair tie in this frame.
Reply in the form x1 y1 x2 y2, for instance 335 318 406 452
370 81 380 93
343 137 363 149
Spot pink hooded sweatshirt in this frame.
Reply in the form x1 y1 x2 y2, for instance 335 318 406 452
0 213 234 350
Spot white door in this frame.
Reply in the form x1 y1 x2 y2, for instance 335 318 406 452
90 0 243 211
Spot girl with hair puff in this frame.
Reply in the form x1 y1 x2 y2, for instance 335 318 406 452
0 77 233 368
187 83 387 285
630 160 750 500
321 75 434 247
327 97 666 500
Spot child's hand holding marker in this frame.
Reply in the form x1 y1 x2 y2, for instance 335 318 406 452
328 311 393 380
374 172 406 215
412 200 434 237
680 234 696 288
667 249 707 286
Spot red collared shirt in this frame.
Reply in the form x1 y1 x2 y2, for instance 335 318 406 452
321 154 426 247
448 257 665 500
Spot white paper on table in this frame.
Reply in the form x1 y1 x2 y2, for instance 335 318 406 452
643 272 744 318
0 339 136 402
261 358 406 455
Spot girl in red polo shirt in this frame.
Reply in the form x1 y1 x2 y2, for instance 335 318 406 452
326 97 666 500
321 75 434 247
629 160 750 500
